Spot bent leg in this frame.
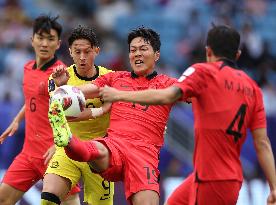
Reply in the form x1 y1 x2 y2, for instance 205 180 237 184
41 173 79 205
64 136 108 162
0 153 43 204
131 190 159 205
42 174 71 200
41 178 80 205
0 183 24 205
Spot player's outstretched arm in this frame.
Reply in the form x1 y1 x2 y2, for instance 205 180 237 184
68 102 112 122
77 84 100 99
0 104 25 144
99 85 182 105
252 128 276 204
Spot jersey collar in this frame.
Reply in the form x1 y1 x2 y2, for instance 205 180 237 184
131 70 158 80
219 58 238 69
32 55 58 71
73 64 99 81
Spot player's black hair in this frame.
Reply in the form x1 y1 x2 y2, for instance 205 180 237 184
68 25 99 47
128 27 161 52
33 15 62 39
206 24 240 61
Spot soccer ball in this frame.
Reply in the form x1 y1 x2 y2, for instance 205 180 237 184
51 85 86 119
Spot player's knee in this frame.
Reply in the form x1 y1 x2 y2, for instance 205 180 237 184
41 192 61 205
0 187 17 205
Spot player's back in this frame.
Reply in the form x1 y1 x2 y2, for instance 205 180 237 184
188 60 266 181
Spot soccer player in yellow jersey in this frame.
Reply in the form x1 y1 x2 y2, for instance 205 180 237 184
40 25 114 205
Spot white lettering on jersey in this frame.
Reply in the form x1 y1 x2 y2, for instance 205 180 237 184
178 67 195 82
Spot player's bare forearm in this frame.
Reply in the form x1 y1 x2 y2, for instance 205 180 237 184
253 128 276 191
77 84 100 99
14 104 25 123
68 102 111 122
116 86 182 105
0 104 25 143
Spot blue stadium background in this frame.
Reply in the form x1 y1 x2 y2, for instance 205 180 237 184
0 0 276 204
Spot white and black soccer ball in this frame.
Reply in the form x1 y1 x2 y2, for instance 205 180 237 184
51 85 86 119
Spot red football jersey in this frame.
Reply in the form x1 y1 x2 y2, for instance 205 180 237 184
174 60 266 181
93 71 177 147
22 56 65 158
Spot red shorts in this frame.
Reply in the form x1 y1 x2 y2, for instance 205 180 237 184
2 152 80 194
167 173 242 205
95 137 161 200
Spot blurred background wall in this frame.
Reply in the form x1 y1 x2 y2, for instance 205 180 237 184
0 0 275 204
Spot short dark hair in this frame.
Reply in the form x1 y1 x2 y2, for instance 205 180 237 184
33 15 62 39
206 25 240 61
128 27 161 52
68 25 99 47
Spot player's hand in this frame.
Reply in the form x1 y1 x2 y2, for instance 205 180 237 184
0 120 19 144
43 145 56 165
267 190 276 205
99 86 120 102
67 108 93 122
52 65 70 86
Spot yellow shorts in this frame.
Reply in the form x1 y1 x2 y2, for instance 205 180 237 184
46 147 114 205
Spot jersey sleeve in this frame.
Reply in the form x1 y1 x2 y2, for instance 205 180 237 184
93 72 114 88
173 64 211 101
249 86 267 131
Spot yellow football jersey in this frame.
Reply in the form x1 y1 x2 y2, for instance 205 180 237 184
49 64 112 140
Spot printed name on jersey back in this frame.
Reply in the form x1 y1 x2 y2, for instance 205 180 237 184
224 79 254 97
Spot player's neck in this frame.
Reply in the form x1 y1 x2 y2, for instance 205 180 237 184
35 56 55 69
76 65 97 78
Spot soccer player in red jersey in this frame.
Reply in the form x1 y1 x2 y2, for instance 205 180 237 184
0 15 80 205
48 27 177 205
100 25 276 205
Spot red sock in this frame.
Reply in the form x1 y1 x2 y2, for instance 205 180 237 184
64 136 100 162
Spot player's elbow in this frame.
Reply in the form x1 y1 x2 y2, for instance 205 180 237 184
158 87 180 104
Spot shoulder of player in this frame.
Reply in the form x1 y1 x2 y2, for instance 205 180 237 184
239 70 261 90
97 65 113 75
55 59 66 66
47 60 66 72
66 64 75 74
190 62 215 71
155 73 177 85
24 60 36 70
